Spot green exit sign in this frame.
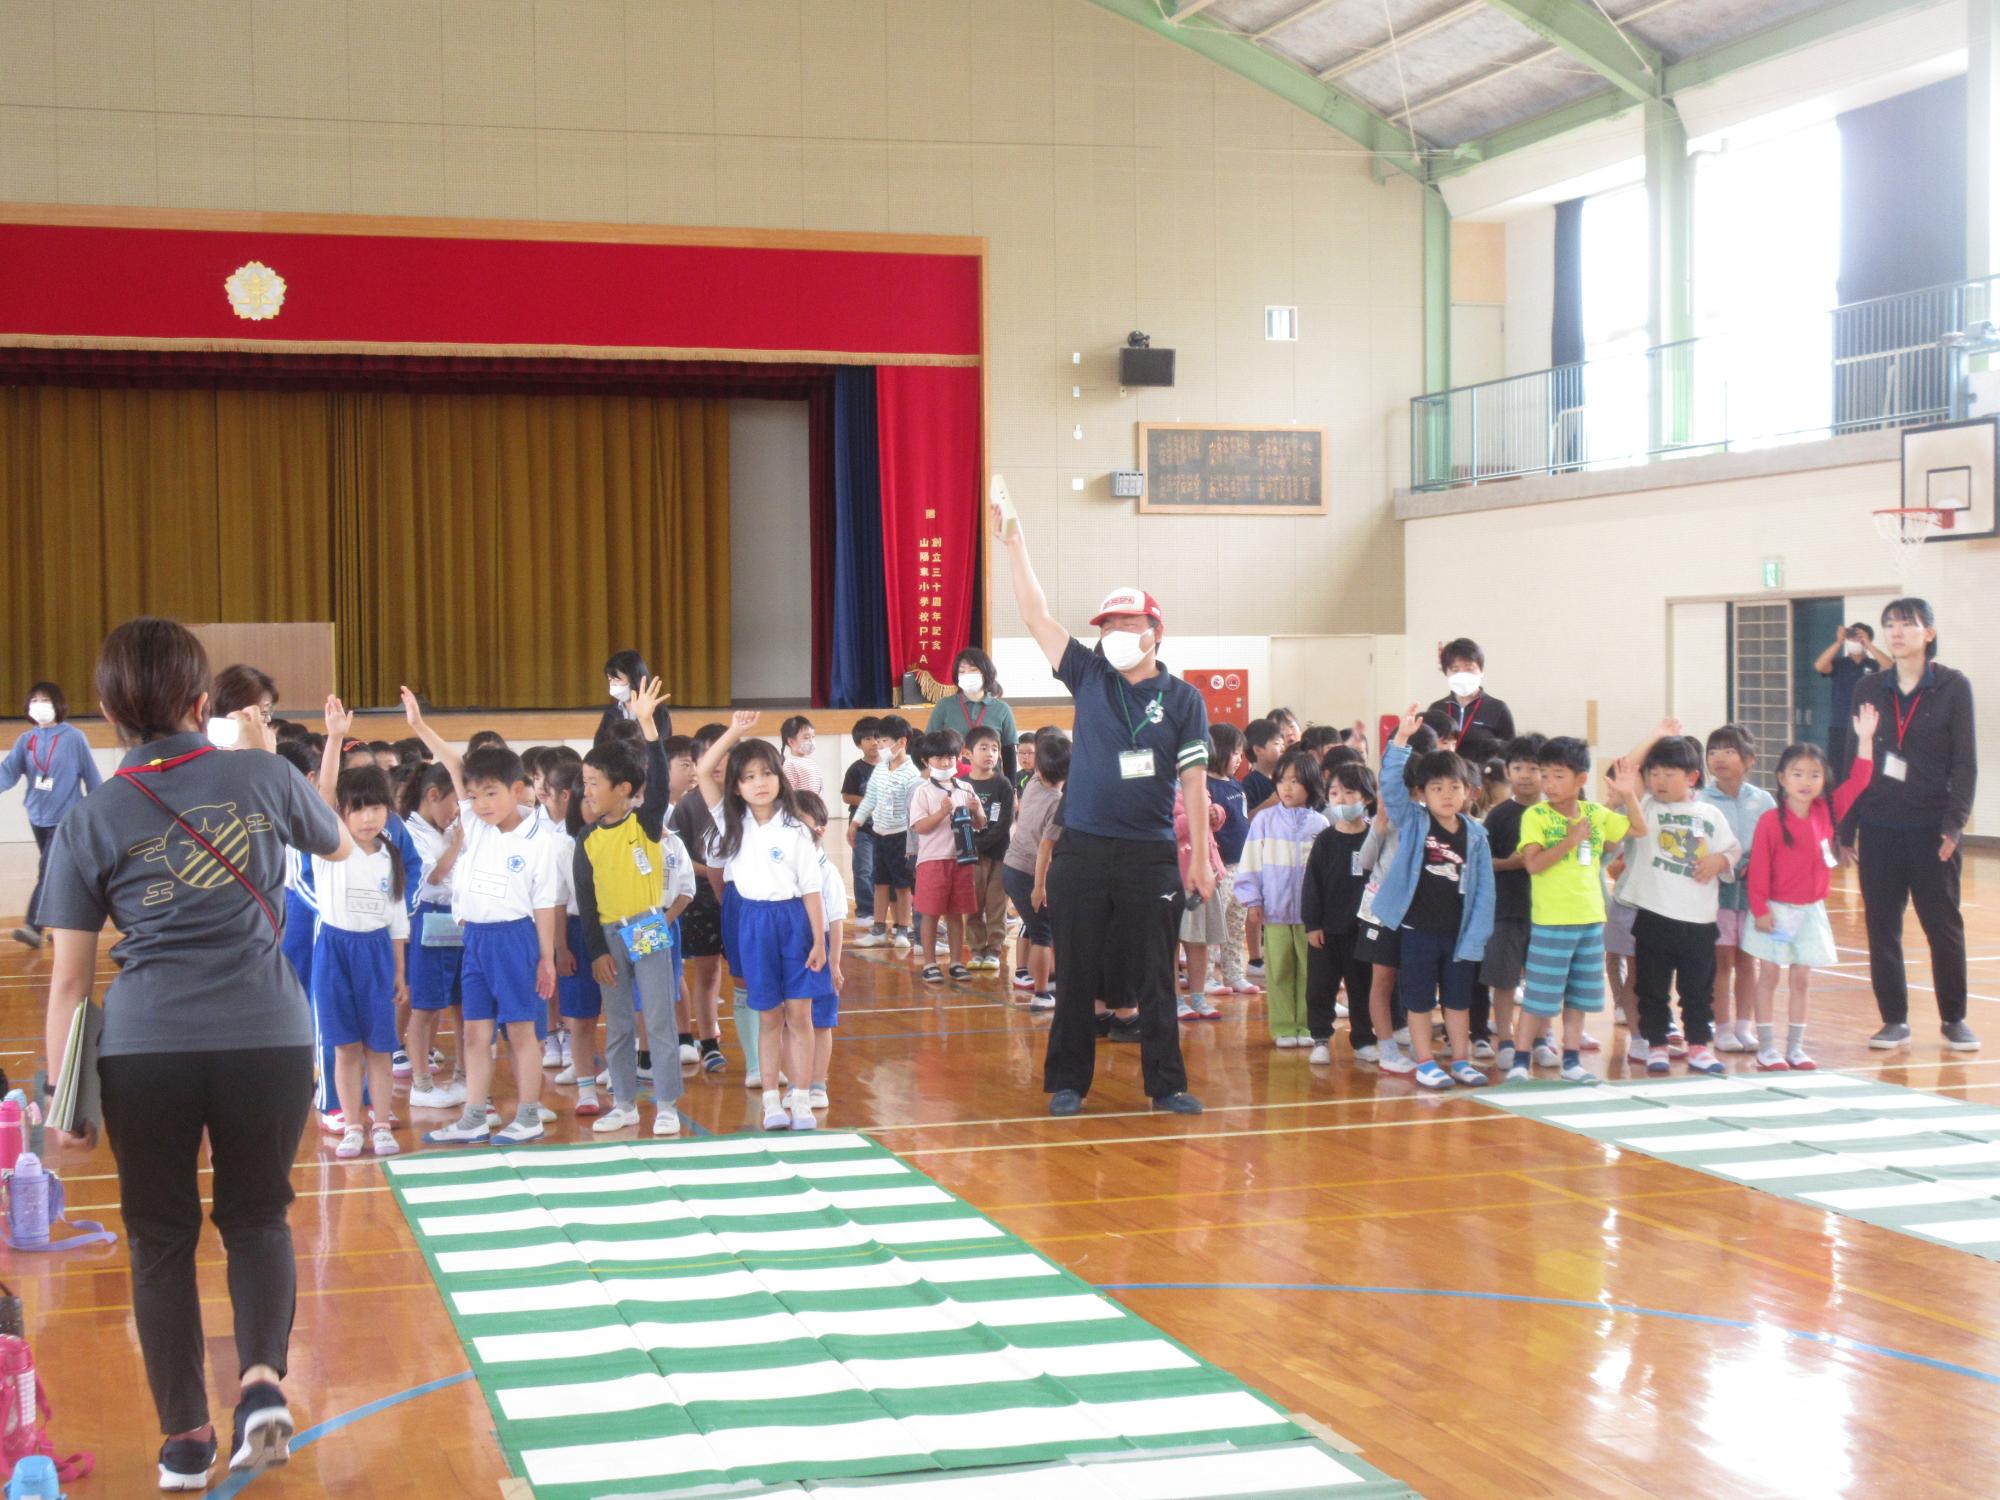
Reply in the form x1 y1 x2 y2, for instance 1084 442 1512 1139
1761 557 1784 589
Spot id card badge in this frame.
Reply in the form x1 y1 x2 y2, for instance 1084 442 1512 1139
1575 839 1593 867
1883 752 1909 782
1820 837 1838 869
1351 850 1365 877
631 844 654 877
31 775 53 793
1118 748 1155 780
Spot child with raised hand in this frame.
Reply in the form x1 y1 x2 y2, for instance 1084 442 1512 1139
400 761 466 1109
1606 720 1741 1077
402 689 563 1145
698 710 833 1132
1744 704 1879 1070
1304 761 1379 1064
1374 707 1496 1090
908 730 988 983
963 725 1015 973
1234 749 1331 1048
314 699 410 1158
1509 737 1644 1085
576 676 696 1135
791 790 847 1114
780 716 824 796
1702 725 1777 1052
539 748 605 1113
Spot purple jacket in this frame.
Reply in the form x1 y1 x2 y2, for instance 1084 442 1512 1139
1232 803 1329 926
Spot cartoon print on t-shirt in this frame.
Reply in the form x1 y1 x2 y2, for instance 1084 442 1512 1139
128 803 273 906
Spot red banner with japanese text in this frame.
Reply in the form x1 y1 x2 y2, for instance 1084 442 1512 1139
876 365 982 684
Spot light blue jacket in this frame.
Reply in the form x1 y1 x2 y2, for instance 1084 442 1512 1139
1370 742 1495 962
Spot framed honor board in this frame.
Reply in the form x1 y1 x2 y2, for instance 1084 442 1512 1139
1137 423 1326 515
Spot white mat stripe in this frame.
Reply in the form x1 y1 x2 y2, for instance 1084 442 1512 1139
1905 1216 2000 1246
1804 1176 2000 1210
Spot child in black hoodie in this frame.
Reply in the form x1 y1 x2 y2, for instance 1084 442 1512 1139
1303 762 1381 1063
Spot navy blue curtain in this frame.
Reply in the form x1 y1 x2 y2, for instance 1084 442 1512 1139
1552 196 1586 367
831 366 893 708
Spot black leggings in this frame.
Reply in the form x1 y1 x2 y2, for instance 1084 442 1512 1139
1307 926 1373 1044
1860 824 1968 1026
24 823 53 930
99 1046 314 1434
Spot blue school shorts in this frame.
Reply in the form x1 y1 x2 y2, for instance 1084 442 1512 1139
312 924 398 1052
1522 922 1607 1016
282 887 317 994
721 881 744 978
406 900 463 1013
1396 927 1474 1013
734 896 837 1012
559 911 603 1019
461 917 543 1027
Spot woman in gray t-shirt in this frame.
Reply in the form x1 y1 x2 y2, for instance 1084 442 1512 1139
39 619 349 1489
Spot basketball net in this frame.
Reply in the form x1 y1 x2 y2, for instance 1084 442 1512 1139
1872 506 1948 584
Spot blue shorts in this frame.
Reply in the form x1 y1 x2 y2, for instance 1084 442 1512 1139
559 912 603 1019
870 827 913 892
461 918 544 1028
312 924 399 1052
735 896 836 1012
1522 922 1607 1016
1396 927 1475 1013
1002 865 1051 948
282 888 317 993
721 882 744 978
406 900 463 1012
813 991 839 1029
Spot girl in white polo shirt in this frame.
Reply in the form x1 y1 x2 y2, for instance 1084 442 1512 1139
695 711 833 1133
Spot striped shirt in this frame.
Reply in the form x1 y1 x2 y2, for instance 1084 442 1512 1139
853 758 923 835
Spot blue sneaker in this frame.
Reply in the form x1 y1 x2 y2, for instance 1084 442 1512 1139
1151 1092 1203 1114
1414 1061 1454 1090
1449 1060 1489 1087
1049 1089 1084 1116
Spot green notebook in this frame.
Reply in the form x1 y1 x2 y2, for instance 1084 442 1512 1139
47 1000 101 1136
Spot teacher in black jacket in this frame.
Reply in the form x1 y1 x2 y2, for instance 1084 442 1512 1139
594 649 673 746
1852 597 1978 1052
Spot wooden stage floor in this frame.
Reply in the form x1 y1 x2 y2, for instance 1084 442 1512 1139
7 857 2000 1499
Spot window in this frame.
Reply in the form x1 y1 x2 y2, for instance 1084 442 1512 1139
1579 183 1651 465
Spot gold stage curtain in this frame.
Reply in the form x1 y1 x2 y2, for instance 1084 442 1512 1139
0 386 730 711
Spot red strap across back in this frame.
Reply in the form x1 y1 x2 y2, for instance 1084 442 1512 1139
115 747 282 937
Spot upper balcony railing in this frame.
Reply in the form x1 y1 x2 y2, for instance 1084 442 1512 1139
1409 277 2000 491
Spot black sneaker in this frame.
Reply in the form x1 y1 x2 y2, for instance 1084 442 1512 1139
1869 1022 1912 1049
637 1048 652 1072
947 963 972 982
228 1381 293 1474
1049 1089 1084 1116
700 1040 726 1073
1151 1092 1203 1115
1108 1016 1143 1044
921 964 944 984
1944 1020 1981 1051
158 1432 217 1490
1094 1011 1114 1038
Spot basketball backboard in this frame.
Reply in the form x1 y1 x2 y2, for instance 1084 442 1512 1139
1900 418 1999 541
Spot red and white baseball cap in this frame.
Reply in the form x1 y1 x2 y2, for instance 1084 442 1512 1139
1089 587 1163 629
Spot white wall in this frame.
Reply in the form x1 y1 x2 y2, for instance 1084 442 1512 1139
1402 446 2000 832
1504 207 1555 377
727 399 812 702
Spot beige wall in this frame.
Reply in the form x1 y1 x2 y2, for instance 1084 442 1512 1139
1402 445 2000 833
0 0 1421 644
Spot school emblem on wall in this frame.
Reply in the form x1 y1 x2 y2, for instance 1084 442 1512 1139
224 261 286 321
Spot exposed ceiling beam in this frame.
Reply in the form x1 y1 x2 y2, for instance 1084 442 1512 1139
1390 0 1678 124
1661 0 1940 94
1254 0 1346 42
1086 0 1435 179
1319 0 1485 82
1166 0 1231 16
1429 86 1640 176
1479 0 1662 101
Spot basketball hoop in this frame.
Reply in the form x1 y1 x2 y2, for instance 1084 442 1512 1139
1874 506 1949 579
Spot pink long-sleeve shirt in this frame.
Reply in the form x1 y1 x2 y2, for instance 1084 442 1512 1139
1747 759 1872 915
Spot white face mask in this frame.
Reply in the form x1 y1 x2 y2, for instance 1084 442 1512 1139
206 715 242 749
1844 639 1865 659
1446 670 1482 696
1100 628 1154 672
957 672 984 697
608 680 633 703
875 744 893 764
1330 800 1368 823
26 701 54 726
931 768 954 784
791 737 816 757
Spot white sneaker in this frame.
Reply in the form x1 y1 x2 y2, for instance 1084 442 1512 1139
371 1126 399 1157
1273 1035 1299 1049
592 1105 641 1133
854 927 890 947
653 1107 680 1137
892 930 912 952
1308 1042 1332 1064
1627 1038 1651 1064
1176 1000 1196 1020
1506 1064 1530 1083
495 1117 544 1142
810 1085 830 1108
1578 1030 1601 1053
744 1070 762 1089
1378 1045 1416 1076
596 1070 610 1088
558 1030 572 1065
537 1104 556 1122
437 1078 468 1106
542 1034 564 1068
1533 1042 1560 1068
678 1042 699 1066
423 1119 489 1146
335 1126 365 1159
1393 1027 1411 1046
1335 1001 1350 1019
1354 1043 1380 1063
1029 992 1056 1011
762 1092 790 1130
408 1083 457 1109
1471 1039 1495 1061
553 1063 578 1085
1559 1062 1599 1084
1713 1028 1748 1053
788 1092 817 1131
1204 978 1229 994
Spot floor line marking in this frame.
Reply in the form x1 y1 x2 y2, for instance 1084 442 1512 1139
208 1371 476 1497
900 1111 1517 1156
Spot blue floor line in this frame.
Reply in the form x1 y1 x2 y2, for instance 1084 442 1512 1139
209 1369 475 1496
1097 1281 2000 1387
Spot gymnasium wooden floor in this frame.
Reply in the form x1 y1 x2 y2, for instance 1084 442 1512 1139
7 857 2000 1499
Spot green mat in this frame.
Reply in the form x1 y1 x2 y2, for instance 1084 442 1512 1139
1479 1071 2000 1260
383 1131 1418 1498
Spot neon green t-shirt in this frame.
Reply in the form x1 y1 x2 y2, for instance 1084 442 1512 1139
1518 799 1631 927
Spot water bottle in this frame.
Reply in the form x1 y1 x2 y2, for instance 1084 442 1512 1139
0 1103 22 1180
4 1454 61 1499
0 1338 36 1475
6 1159 54 1253
950 799 978 865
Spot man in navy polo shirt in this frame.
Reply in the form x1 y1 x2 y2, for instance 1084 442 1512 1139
990 500 1212 1117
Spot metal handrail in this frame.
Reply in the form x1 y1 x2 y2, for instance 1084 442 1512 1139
1410 276 2000 492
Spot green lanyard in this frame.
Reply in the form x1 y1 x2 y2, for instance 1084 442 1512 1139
1113 673 1166 749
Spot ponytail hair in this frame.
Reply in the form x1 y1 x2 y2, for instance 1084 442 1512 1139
1772 742 1833 846
336 765 405 900
542 746 587 837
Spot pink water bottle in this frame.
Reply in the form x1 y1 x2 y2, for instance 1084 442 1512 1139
0 1335 37 1472
0 1099 24 1178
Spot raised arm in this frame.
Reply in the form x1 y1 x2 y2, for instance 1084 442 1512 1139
1813 633 1842 676
401 687 464 801
1605 758 1647 839
989 498 1069 669
1623 716 1680 773
318 695 352 807
696 710 762 808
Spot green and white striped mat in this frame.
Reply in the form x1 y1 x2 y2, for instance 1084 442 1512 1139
1480 1071 2000 1260
383 1132 1417 1498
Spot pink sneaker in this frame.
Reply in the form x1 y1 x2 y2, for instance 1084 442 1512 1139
1578 1031 1602 1053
